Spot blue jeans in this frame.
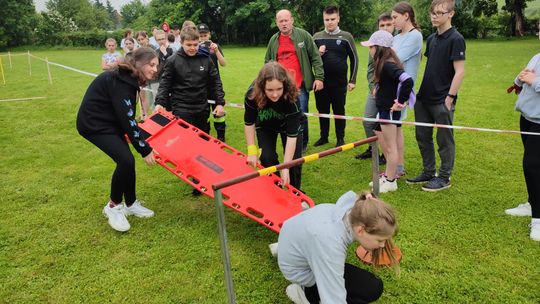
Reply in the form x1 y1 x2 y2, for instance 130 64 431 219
298 87 309 148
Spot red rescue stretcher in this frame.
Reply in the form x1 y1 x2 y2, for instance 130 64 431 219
138 111 314 233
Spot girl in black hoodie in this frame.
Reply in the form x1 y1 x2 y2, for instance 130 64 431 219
77 47 158 232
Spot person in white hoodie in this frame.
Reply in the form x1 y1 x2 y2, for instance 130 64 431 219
504 22 540 242
277 191 399 303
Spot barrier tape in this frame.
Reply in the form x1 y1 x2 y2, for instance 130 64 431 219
7 51 540 136
0 97 47 102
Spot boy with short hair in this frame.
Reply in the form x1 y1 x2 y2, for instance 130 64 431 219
355 13 394 162
406 0 465 191
154 27 225 134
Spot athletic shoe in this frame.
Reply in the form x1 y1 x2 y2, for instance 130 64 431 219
335 138 345 147
369 175 397 193
285 284 310 304
406 172 435 184
355 147 372 159
103 202 130 232
125 200 154 218
505 202 531 217
421 176 451 192
530 221 540 242
268 242 278 257
313 138 328 147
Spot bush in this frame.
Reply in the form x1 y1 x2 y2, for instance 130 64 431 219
34 29 125 48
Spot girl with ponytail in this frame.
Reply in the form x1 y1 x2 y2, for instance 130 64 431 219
276 190 399 303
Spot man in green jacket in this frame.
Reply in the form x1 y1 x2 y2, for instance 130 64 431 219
265 9 325 153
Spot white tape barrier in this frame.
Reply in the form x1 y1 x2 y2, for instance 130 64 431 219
0 97 47 102
12 51 540 136
209 100 540 136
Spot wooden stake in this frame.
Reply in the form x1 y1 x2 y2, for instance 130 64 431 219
0 56 6 85
27 51 31 76
8 51 12 69
45 57 53 84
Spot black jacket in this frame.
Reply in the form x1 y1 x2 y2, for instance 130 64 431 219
76 69 152 157
155 48 225 116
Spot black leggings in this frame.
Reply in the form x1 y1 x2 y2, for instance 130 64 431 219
520 116 540 218
305 263 383 303
84 134 137 206
256 128 303 190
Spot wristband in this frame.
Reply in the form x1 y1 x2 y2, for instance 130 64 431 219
247 145 258 156
447 93 457 100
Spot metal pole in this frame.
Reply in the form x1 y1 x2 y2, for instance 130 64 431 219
27 51 31 76
214 189 236 304
0 56 5 85
45 57 53 85
8 51 12 69
371 142 380 196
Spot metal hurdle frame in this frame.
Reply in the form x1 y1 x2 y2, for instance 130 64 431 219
211 136 379 303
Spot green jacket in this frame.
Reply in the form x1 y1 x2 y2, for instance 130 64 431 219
265 27 324 92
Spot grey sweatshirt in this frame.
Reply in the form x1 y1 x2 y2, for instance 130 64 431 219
277 191 357 303
515 53 540 124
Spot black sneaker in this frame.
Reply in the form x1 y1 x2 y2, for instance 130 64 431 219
313 138 329 147
422 176 451 192
355 147 372 159
335 138 345 147
379 154 386 165
406 172 435 184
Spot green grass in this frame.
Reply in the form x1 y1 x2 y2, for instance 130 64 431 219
1 38 540 303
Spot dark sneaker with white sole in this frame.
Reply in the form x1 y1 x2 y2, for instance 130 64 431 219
406 172 435 184
422 176 451 192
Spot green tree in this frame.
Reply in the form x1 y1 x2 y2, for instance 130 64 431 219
121 0 149 28
503 0 533 36
0 0 37 48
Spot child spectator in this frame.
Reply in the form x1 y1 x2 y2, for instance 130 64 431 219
101 38 122 70
198 23 227 142
361 30 413 193
406 0 465 192
505 22 540 242
355 13 395 163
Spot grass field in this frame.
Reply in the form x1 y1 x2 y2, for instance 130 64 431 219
1 38 540 303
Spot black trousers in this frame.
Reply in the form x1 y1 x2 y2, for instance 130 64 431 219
520 116 540 218
84 134 137 206
305 263 383 303
256 128 303 189
210 104 226 141
315 86 347 140
174 110 211 134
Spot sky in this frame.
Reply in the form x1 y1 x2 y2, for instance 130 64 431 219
33 0 148 12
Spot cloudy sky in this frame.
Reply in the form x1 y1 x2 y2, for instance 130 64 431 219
33 0 149 12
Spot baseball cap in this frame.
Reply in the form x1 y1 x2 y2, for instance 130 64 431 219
197 24 210 33
360 30 393 48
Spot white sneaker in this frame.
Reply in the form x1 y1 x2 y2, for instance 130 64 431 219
103 202 130 232
125 200 154 218
370 176 397 193
285 284 310 304
530 221 540 242
505 202 531 217
269 242 278 257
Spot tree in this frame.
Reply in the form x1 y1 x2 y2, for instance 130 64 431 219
121 0 149 28
503 0 533 36
0 0 37 48
46 0 105 29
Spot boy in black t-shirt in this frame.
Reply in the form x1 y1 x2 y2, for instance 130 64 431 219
406 0 465 192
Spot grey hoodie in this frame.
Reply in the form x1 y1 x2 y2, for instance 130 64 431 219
515 53 540 124
277 191 357 303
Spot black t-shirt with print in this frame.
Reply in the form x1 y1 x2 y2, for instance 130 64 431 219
244 86 301 137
